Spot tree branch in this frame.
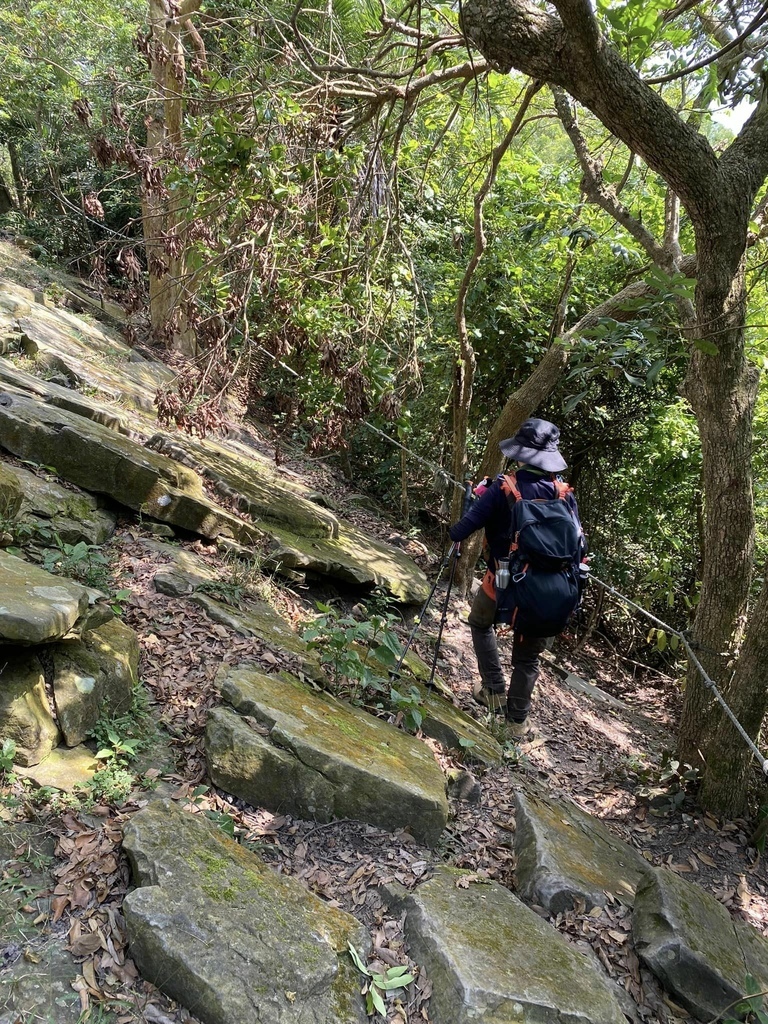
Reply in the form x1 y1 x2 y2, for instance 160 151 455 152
460 0 720 223
552 87 669 266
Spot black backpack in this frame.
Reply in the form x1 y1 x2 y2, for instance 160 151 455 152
494 472 582 637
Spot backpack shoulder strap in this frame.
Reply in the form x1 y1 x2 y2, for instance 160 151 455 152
551 476 572 501
501 472 522 504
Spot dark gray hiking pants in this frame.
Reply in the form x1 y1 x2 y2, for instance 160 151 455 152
467 587 548 723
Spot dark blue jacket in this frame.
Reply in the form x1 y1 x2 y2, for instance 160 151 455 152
449 469 583 572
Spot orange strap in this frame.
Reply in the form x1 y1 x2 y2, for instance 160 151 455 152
502 472 572 503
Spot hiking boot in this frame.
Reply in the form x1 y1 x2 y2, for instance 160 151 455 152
472 680 505 712
504 718 529 741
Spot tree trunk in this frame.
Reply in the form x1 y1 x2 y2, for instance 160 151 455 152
142 0 198 355
0 172 13 215
677 244 760 813
7 142 28 216
697 563 768 814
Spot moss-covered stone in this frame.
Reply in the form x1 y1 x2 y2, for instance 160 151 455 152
0 461 23 521
633 866 768 1020
51 617 139 745
211 665 448 845
384 866 626 1024
149 432 341 539
2 460 116 544
0 648 60 765
0 393 259 543
122 798 370 1024
15 743 100 790
259 519 429 604
0 550 92 643
514 786 647 912
0 355 131 432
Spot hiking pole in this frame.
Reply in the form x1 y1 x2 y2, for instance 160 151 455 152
391 481 474 683
427 540 460 687
390 541 458 681
427 480 474 687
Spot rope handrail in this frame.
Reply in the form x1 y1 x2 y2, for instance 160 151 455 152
591 574 768 776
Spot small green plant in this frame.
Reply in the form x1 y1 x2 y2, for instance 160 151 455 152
189 784 237 838
389 685 424 733
0 737 16 776
302 604 402 702
348 942 415 1018
42 536 113 589
94 726 142 763
89 685 153 762
636 754 700 813
198 552 270 607
721 975 768 1024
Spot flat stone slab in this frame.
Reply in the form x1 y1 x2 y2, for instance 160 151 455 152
0 355 131 433
149 432 341 539
149 434 430 603
15 744 100 790
208 665 449 845
384 866 626 1024
261 519 429 604
515 787 647 912
0 550 94 643
16 302 174 412
560 672 630 711
122 798 370 1024
0 393 257 544
633 866 768 1021
419 686 502 765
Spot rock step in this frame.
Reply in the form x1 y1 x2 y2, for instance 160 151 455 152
122 799 370 1024
384 865 627 1024
207 665 449 845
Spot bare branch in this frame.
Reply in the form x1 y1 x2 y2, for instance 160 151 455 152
552 87 669 266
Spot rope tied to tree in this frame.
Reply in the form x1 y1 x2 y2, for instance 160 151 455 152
591 575 768 777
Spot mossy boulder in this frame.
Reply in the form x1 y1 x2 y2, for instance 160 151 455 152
259 519 429 604
0 550 96 643
384 866 626 1024
0 461 23 521
514 787 648 912
208 666 448 845
16 301 175 413
51 618 139 746
122 798 370 1024
0 393 258 543
2 461 116 545
633 866 768 1020
149 432 341 539
0 648 60 765
0 356 131 433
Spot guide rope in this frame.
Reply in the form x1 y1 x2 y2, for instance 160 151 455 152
590 574 768 776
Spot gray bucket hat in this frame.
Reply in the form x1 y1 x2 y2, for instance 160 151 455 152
499 418 567 473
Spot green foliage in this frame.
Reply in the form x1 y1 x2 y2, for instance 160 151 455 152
302 603 402 701
0 738 17 775
348 942 415 1018
389 685 424 733
722 975 768 1024
42 536 113 590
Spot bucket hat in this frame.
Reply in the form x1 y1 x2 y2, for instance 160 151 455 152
499 418 567 473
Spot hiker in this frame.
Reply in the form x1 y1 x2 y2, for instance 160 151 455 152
449 418 585 739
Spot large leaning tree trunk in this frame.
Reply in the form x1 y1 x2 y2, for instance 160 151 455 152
460 0 768 816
